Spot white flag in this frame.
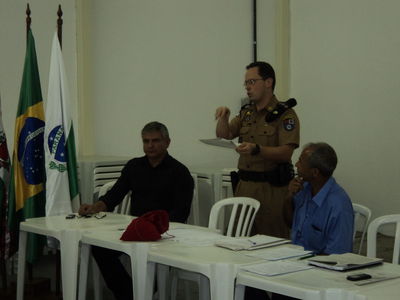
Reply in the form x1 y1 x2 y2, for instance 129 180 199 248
44 33 80 217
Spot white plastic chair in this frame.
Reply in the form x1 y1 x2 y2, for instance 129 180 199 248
167 197 260 300
93 165 124 195
92 180 131 300
367 214 400 264
98 181 131 214
188 173 200 226
352 203 372 254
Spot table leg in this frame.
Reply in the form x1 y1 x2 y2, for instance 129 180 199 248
60 230 81 300
78 243 91 300
16 230 27 300
210 263 237 300
129 243 153 300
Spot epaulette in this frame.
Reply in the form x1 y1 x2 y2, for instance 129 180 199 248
239 102 252 112
265 101 291 123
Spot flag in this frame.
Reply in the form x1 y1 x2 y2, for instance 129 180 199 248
44 32 80 218
0 95 12 259
8 29 46 263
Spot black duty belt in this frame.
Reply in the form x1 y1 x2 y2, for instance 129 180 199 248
237 163 294 187
238 170 276 182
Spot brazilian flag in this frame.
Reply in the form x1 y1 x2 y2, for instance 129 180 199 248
8 29 46 263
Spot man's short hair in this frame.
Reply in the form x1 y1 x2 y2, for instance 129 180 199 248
246 61 276 91
304 142 337 177
141 121 170 139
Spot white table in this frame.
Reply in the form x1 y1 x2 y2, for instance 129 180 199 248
77 224 400 300
79 223 263 300
234 260 400 300
17 213 134 300
78 227 155 300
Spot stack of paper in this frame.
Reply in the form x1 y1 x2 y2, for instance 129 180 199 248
308 253 383 271
215 235 289 251
245 246 313 261
241 261 313 276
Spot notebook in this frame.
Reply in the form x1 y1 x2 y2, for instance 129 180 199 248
308 253 383 271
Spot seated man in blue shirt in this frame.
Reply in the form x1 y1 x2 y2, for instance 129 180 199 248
287 142 354 254
245 142 354 300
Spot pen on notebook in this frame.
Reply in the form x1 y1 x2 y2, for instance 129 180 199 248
248 239 257 245
298 253 316 260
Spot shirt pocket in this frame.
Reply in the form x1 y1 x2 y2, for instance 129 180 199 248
239 126 251 142
258 125 276 145
308 221 325 252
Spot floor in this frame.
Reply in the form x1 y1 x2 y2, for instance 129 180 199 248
0 232 395 300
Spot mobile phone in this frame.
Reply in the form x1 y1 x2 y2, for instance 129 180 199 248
65 214 76 219
346 273 372 281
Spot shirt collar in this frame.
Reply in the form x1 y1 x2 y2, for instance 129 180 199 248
249 95 279 112
144 152 171 168
309 176 336 207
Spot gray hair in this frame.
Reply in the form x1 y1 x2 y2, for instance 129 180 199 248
303 142 337 177
141 121 170 139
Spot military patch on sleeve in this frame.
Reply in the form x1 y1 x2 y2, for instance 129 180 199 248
283 117 296 131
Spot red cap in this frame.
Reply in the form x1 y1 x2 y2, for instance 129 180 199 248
120 210 169 241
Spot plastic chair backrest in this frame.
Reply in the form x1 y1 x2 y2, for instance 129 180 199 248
367 214 400 264
93 165 124 194
208 197 260 237
352 203 372 254
190 173 200 226
98 181 131 215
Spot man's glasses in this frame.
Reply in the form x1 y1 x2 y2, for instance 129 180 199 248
243 78 264 87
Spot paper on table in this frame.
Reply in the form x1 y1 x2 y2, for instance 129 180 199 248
241 261 313 276
215 235 289 251
200 138 239 149
245 246 313 261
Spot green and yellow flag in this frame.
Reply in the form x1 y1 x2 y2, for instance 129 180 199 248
8 29 46 263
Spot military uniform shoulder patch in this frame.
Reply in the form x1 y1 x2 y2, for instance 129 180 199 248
283 117 296 131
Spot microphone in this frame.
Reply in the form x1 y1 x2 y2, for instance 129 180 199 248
265 98 297 122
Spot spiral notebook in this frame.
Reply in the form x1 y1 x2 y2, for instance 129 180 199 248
308 253 383 271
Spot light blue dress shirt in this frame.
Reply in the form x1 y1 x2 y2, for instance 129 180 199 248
291 177 354 254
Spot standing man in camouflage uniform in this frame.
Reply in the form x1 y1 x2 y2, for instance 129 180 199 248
215 61 300 238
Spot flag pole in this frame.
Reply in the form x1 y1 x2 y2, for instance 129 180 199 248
57 5 63 49
26 2 35 283
26 3 31 41
55 7 64 296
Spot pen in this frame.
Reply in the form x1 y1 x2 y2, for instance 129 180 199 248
298 253 315 260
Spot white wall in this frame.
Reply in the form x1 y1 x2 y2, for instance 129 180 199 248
83 0 279 169
0 0 78 149
290 0 400 219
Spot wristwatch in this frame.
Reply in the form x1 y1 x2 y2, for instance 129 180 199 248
251 144 260 156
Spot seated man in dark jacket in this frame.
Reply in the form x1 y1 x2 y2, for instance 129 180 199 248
79 121 194 300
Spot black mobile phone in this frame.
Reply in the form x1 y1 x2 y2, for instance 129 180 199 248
346 273 372 281
65 214 76 219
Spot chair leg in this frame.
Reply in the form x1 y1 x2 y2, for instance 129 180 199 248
234 284 245 300
170 269 179 300
198 275 210 300
92 257 104 300
184 280 192 300
157 264 170 300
